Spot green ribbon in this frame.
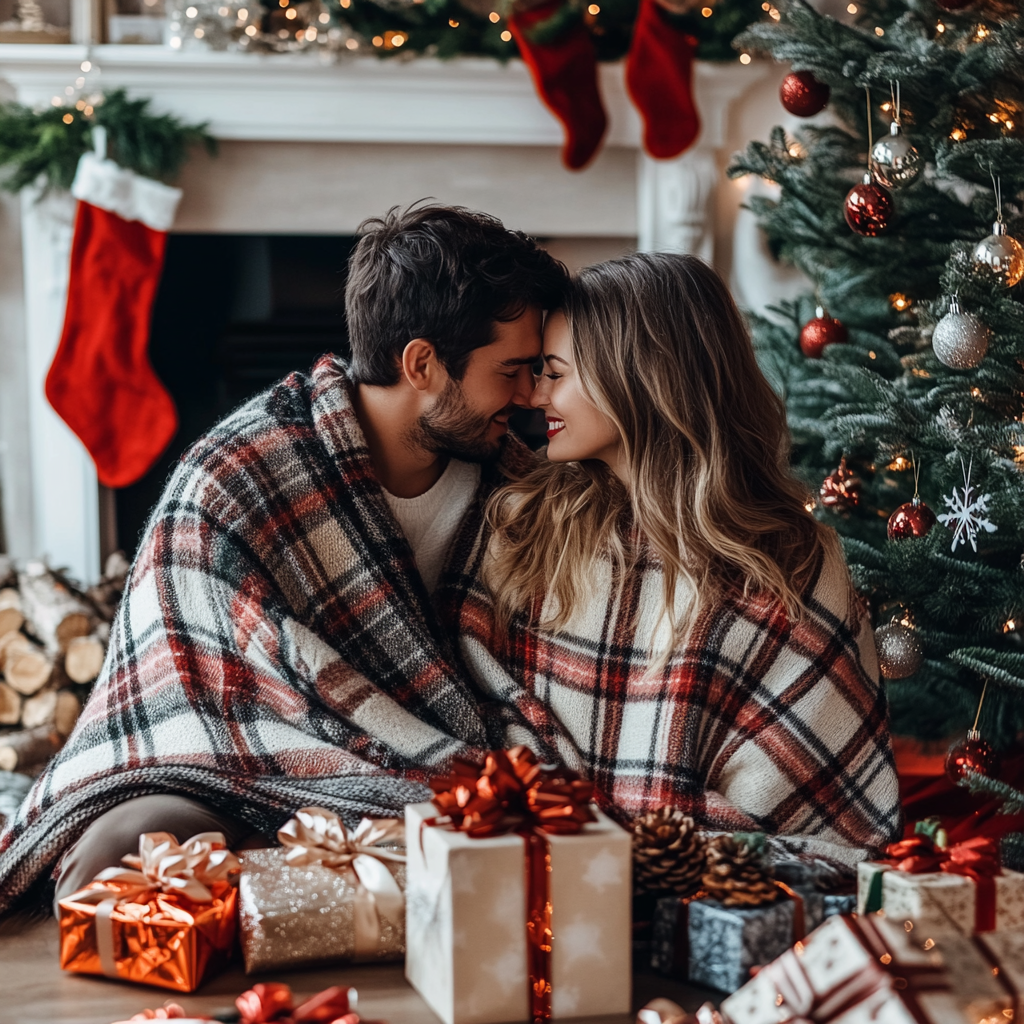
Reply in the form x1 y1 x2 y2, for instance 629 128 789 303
864 866 886 913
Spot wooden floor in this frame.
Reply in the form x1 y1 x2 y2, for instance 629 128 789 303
0 914 714 1024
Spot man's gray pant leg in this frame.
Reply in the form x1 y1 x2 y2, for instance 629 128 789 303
53 794 254 914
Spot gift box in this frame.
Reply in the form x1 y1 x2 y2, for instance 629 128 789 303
651 893 801 994
404 749 632 1024
58 831 240 992
856 835 1024 933
720 912 1016 1024
238 808 406 973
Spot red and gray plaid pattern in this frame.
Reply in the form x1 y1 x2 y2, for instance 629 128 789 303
441 520 902 868
0 357 495 912
0 357 898 909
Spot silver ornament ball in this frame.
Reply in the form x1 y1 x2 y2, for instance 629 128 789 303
932 297 990 369
973 221 1024 288
871 122 921 188
875 622 924 679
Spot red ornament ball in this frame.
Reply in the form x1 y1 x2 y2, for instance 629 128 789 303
780 71 830 118
800 310 848 358
844 176 894 236
820 457 860 510
945 731 1000 784
887 497 936 540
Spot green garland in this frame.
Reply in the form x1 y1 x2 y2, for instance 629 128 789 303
0 89 215 196
321 0 765 63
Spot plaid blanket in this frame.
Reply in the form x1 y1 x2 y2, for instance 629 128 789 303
441 521 902 868
0 356 498 912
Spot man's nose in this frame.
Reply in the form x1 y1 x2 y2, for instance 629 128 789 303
512 365 537 407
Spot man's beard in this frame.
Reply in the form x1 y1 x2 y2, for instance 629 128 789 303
412 377 512 464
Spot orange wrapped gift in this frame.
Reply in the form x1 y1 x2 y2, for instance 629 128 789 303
58 830 241 992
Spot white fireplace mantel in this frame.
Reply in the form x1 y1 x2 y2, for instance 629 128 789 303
0 45 767 581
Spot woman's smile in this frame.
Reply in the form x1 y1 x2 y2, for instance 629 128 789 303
546 418 565 439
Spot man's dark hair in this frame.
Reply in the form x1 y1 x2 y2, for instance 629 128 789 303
345 203 568 386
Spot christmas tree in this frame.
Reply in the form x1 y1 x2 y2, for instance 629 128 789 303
728 0 1023 799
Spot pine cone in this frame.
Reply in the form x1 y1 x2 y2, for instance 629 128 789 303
701 834 780 908
632 807 706 896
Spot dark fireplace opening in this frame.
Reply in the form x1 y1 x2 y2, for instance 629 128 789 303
115 232 544 558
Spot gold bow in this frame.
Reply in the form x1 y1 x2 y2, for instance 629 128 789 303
276 807 406 959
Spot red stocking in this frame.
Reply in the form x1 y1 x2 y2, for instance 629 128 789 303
626 0 700 159
45 153 181 489
508 1 607 170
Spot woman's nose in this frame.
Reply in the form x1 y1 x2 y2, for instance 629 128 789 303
529 378 549 409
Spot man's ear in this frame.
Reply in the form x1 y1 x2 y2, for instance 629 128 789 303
400 338 440 392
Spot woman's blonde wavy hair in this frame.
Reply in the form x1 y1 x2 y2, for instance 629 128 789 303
485 252 836 661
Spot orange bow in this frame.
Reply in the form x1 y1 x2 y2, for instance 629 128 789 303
429 746 596 838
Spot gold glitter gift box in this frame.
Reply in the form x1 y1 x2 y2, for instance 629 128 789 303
238 808 406 973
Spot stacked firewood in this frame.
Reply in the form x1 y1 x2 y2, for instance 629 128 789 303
0 552 128 773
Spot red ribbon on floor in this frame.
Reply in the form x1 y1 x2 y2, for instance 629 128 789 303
881 834 1001 932
427 747 596 1023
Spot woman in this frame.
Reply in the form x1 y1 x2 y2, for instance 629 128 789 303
447 252 901 866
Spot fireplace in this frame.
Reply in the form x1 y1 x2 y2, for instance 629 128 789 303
0 44 769 581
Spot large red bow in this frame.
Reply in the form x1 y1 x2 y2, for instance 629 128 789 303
883 834 1000 881
237 984 359 1024
429 746 596 838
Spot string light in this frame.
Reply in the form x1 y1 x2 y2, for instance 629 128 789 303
587 4 600 13
701 6 713 15
974 24 989 40
285 9 297 20
936 22 944 32
237 7 247 17
739 52 751 64
874 26 884 35
868 351 877 359
847 2 856 10
950 126 967 141
889 456 911 471
890 293 912 311
500 28 511 39
449 17 459 26
488 10 500 21
318 11 329 22
1005 619 1018 633
218 6 228 15
372 34 383 45
244 23 257 34
345 36 358 47
761 2 769 9
81 60 92 72
194 26 204 36
62 113 73 124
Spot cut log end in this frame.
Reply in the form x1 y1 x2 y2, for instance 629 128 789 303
21 688 58 729
3 645 53 696
54 689 81 737
64 635 106 684
0 682 20 725
0 726 62 772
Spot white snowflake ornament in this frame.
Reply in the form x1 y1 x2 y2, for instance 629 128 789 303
937 457 997 552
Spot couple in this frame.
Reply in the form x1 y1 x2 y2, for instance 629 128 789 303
0 204 899 913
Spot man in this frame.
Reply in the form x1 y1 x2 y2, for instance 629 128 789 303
0 204 566 913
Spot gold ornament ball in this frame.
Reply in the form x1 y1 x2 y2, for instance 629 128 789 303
973 222 1024 288
932 297 990 369
875 621 923 679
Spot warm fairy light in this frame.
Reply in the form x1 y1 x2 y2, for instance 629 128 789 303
889 456 911 471
84 104 93 114
50 95 61 105
244 23 257 34
391 31 405 44
1005 620 1018 633
62 113 73 124
847 2 856 11
701 6 713 14
194 26 204 36
950 126 967 141
974 24 989 39
285 9 297 19
75 99 85 110
874 26 884 35
318 10 328 20
340 0 350 7
65 85 74 95
739 52 752 64
804 500 816 512
588 3 600 13
185 4 197 14
449 17 459 25
218 6 228 14
372 34 383 44
501 29 511 39
971 387 983 398
295 27 305 38
1014 445 1024 467
237 6 247 16
923 938 935 950
936 22 944 32
904 920 913 932
788 144 802 157
890 293 912 311
305 25 316 38
761 2 769 8
488 10 500 21
345 36 358 47
81 60 92 72
911 368 931 378
868 351 877 360
769 6 780 19
75 76 85 87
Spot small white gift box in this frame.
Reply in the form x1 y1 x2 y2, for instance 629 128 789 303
404 800 631 1024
